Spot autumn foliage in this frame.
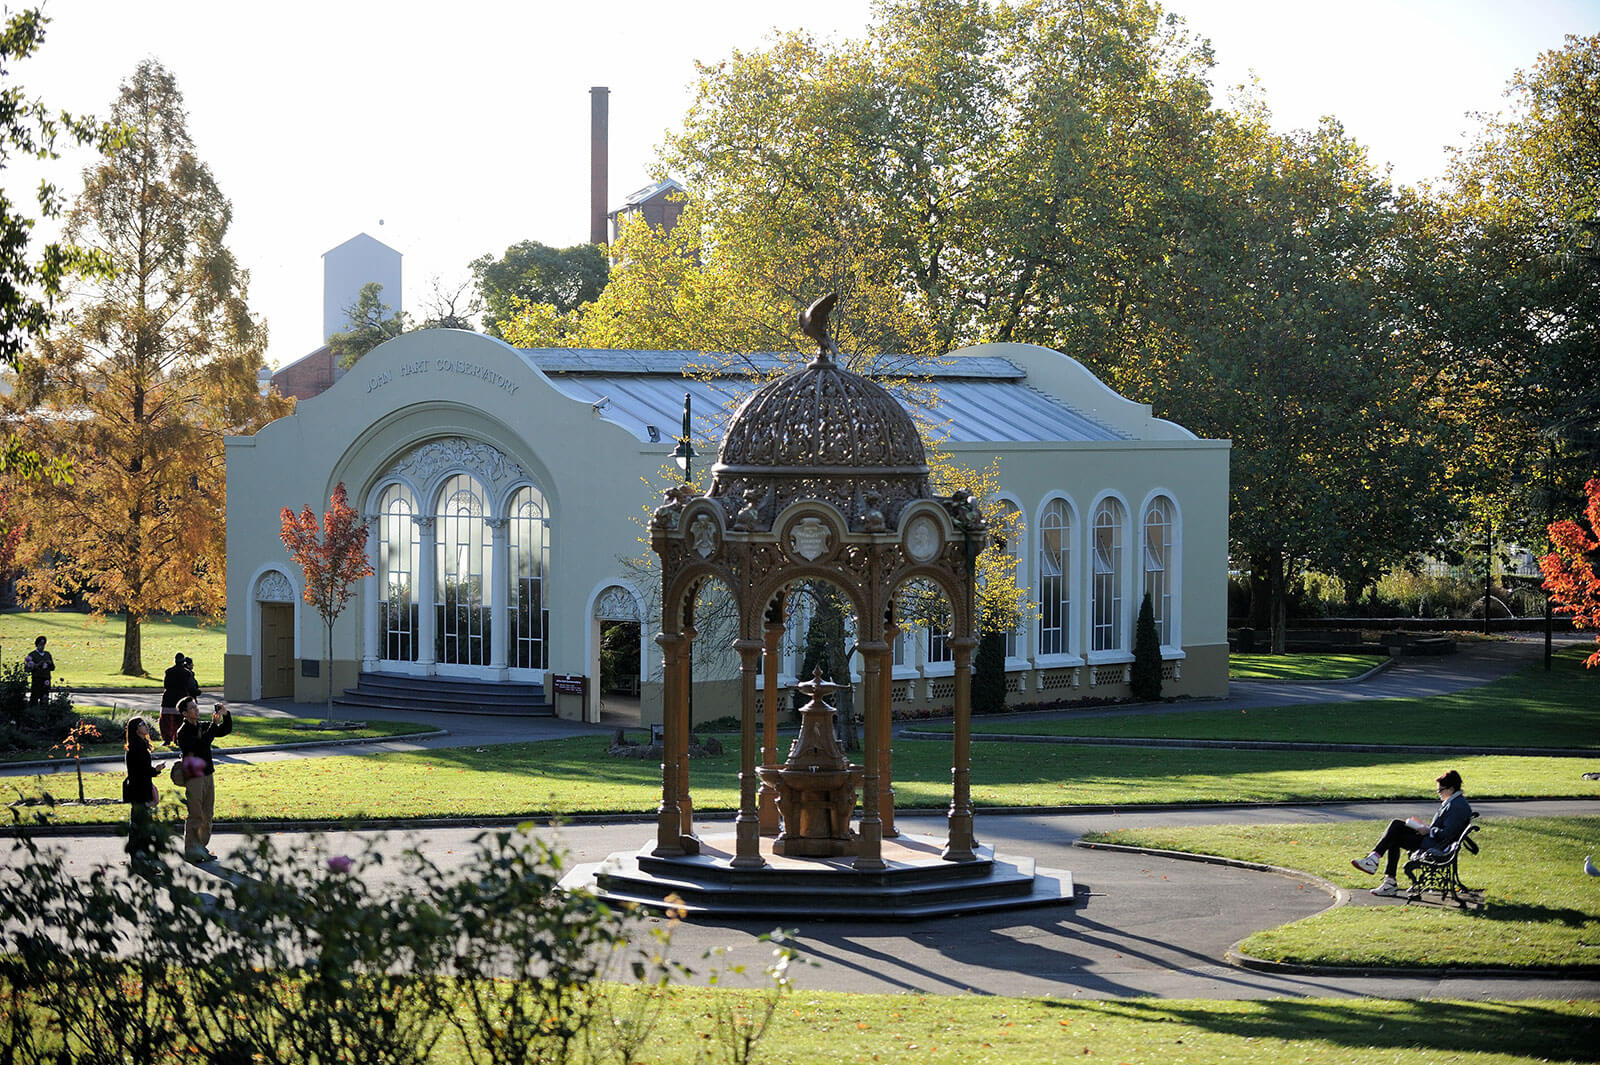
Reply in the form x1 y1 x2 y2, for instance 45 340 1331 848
281 483 373 714
1540 477 1600 668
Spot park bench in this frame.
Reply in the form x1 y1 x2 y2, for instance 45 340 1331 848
1403 814 1481 901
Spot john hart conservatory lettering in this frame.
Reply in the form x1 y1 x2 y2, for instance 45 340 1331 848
367 358 519 396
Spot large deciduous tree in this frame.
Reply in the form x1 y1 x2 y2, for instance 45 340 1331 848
2 59 289 675
281 482 373 721
1432 34 1600 545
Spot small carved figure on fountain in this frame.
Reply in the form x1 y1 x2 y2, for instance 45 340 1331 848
651 482 699 530
734 487 765 531
859 489 887 532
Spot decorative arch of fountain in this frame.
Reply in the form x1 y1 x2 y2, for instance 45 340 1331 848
564 297 1074 918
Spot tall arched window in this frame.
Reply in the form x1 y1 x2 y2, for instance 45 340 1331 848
436 474 489 666
1038 499 1070 656
377 484 419 662
508 484 550 669
1143 496 1174 647
1091 497 1126 652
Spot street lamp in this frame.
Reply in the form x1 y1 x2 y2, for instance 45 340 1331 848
671 392 695 482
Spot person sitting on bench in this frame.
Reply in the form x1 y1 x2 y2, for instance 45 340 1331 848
1351 769 1473 897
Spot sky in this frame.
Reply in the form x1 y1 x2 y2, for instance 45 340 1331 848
5 0 1597 370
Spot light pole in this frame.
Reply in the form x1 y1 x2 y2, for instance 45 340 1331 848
670 392 696 718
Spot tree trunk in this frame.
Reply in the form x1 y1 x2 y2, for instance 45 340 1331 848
325 619 335 723
1268 545 1288 655
121 613 144 676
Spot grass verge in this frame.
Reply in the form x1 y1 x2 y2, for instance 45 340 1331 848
0 714 431 764
0 611 226 688
1082 816 1600 970
1230 652 1380 680
10 734 1599 825
608 990 1596 1065
938 648 1600 749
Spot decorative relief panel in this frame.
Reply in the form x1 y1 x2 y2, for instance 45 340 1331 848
255 571 295 603
593 585 640 621
386 437 524 491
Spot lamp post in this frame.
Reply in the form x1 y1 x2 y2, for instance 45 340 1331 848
670 392 696 719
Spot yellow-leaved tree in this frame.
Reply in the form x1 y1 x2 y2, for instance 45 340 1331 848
3 60 290 676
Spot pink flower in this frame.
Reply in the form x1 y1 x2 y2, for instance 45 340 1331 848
182 756 205 780
325 855 353 874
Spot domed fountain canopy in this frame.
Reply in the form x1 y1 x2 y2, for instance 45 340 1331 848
709 295 931 530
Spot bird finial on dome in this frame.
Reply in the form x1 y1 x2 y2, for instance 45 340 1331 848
799 293 841 365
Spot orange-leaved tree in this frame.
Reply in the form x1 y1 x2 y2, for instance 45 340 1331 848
1541 477 1600 668
280 483 373 721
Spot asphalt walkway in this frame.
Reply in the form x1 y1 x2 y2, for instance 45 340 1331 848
14 800 1598 1001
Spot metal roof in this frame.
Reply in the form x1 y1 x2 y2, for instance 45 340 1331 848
517 348 1127 445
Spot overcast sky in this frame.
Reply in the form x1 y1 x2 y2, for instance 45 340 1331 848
6 0 1596 369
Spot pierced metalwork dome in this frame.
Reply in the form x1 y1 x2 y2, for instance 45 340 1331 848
709 350 931 533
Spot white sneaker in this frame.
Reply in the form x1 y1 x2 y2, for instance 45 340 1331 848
1371 878 1400 897
1351 854 1379 875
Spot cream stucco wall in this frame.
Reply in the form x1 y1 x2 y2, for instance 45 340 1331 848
226 331 1230 717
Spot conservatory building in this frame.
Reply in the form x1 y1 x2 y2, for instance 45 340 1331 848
223 328 1230 722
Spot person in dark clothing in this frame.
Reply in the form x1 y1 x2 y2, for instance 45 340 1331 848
1351 769 1473 897
123 716 163 866
159 653 193 745
23 636 53 708
175 698 231 863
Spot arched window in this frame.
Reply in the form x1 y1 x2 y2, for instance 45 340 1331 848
508 485 550 669
1143 496 1174 646
436 474 489 666
377 484 419 662
1038 499 1070 656
1091 497 1126 652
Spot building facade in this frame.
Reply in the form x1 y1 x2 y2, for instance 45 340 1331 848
224 328 1230 721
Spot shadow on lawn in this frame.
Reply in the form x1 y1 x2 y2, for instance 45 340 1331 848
1073 999 1598 1062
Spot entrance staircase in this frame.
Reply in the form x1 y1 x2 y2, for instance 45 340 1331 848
334 672 554 716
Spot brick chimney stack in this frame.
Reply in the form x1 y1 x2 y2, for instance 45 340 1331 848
590 87 609 246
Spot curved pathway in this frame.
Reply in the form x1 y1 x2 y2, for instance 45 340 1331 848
14 801 1598 1001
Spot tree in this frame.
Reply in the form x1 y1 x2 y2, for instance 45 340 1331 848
280 482 373 720
1541 477 1600 668
416 275 480 332
471 240 608 336
1429 34 1600 543
329 281 408 368
1130 592 1162 700
0 8 117 486
3 59 289 675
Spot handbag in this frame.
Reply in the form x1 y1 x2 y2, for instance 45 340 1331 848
169 761 185 788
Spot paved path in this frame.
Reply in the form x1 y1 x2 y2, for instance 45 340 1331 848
12 800 1597 1001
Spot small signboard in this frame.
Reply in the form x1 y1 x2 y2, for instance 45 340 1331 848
551 674 586 696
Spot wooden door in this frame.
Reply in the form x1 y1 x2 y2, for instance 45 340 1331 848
260 603 294 699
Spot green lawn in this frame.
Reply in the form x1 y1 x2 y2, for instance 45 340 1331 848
1082 816 1600 970
0 611 226 687
940 647 1600 749
611 991 1594 1065
3 714 431 764
13 733 1600 825
1230 652 1381 680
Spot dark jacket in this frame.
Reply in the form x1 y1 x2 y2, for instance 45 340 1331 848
1427 791 1472 847
123 741 158 804
160 664 197 710
176 711 232 776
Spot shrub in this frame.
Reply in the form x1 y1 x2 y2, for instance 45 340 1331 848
1130 592 1163 701
972 631 1007 714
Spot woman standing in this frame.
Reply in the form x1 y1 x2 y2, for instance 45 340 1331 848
123 717 161 864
